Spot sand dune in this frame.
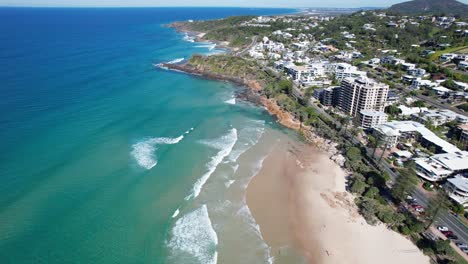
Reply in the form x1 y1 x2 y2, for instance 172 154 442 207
246 139 430 264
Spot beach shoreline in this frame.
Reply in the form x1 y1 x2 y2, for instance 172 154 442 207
162 23 431 264
246 138 431 264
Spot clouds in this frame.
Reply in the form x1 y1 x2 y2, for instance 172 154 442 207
1 0 467 8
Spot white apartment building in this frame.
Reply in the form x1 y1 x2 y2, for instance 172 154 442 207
373 121 460 153
445 174 468 208
338 77 389 117
358 110 388 129
415 151 468 181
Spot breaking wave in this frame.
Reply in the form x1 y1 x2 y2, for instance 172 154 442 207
224 96 236 105
131 135 184 170
167 58 184 64
168 205 218 264
228 120 265 163
195 43 216 51
172 208 180 218
183 33 195 42
186 128 238 200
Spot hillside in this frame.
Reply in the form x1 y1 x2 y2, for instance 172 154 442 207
387 0 468 17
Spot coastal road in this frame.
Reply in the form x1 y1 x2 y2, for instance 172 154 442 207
236 36 258 56
305 101 468 246
379 159 468 246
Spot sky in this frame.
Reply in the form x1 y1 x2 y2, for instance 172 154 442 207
1 0 467 8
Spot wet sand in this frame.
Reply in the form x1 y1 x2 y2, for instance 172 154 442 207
246 139 430 264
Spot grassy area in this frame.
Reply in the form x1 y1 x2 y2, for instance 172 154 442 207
430 46 468 61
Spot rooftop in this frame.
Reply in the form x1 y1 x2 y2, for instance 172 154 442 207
360 110 387 117
375 121 460 153
447 174 468 192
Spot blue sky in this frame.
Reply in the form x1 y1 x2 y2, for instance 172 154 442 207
2 0 468 8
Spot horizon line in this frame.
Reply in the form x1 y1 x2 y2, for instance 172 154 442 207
0 5 389 9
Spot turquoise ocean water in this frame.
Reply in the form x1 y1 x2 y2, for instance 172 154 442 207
0 7 298 264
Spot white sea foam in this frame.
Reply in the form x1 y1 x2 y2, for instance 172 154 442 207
224 97 236 105
167 57 184 64
131 135 184 169
195 43 216 51
172 208 180 218
225 180 235 188
168 205 218 264
186 128 238 200
237 203 274 264
153 63 168 70
183 33 195 42
228 120 265 163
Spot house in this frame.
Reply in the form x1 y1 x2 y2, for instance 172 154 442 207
381 56 404 65
407 68 426 77
440 53 456 62
373 121 461 154
445 174 468 208
412 109 468 127
401 63 416 71
431 86 451 96
368 58 380 65
284 64 308 81
459 61 468 70
398 105 428 117
386 90 399 106
358 110 388 129
453 81 468 91
415 151 468 181
313 86 341 107
411 78 437 89
403 75 417 84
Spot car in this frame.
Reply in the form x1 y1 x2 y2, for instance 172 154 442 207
411 204 423 209
416 207 424 213
456 243 468 249
447 234 458 240
438 226 449 232
462 248 468 254
442 230 454 236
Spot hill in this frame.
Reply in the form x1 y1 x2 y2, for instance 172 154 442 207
387 0 468 17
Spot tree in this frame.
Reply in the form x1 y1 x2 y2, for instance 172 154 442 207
368 135 377 148
434 239 451 255
391 168 419 203
425 190 450 228
451 203 465 215
351 179 367 195
385 104 401 116
359 199 379 225
364 186 379 199
346 147 362 162
411 100 426 108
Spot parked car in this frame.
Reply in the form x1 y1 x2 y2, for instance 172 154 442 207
447 234 458 240
455 243 467 249
462 248 468 254
442 230 454 236
416 207 425 213
438 226 449 232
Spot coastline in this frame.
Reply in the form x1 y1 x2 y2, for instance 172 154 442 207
163 22 430 264
161 62 304 133
167 22 234 52
246 138 431 264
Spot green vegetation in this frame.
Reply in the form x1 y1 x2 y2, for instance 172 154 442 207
387 0 468 18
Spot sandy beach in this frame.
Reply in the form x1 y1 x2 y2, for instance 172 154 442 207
246 138 430 264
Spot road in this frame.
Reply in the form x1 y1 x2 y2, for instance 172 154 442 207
379 158 468 246
304 98 468 246
236 36 258 56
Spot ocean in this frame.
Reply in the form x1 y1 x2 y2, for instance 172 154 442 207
0 7 298 264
